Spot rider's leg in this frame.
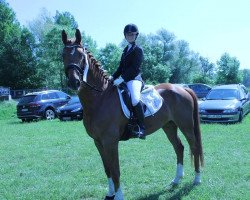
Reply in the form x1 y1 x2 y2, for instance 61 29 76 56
127 80 146 139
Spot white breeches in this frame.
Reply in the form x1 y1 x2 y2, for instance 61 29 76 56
126 80 142 106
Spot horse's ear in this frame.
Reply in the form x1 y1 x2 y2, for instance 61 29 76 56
62 30 68 45
75 29 81 44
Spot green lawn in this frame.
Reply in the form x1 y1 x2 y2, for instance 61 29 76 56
0 103 249 199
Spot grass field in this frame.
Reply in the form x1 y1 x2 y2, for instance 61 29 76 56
0 101 249 200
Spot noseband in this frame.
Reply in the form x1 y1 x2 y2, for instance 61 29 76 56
64 45 102 92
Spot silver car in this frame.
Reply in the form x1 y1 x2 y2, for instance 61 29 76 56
199 84 250 123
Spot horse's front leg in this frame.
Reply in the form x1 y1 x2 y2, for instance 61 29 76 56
102 140 124 200
94 140 115 199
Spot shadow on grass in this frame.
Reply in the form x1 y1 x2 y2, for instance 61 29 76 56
6 119 39 125
6 120 22 125
136 182 194 200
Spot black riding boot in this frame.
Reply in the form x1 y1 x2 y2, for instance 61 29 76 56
133 102 146 139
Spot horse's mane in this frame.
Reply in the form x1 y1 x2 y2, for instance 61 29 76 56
86 50 111 88
67 37 112 89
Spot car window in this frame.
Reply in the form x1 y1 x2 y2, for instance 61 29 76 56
207 89 238 100
19 95 38 103
238 88 245 99
68 96 80 104
48 92 58 99
189 85 198 90
188 84 210 92
222 89 238 100
241 86 248 95
57 91 68 99
41 94 49 100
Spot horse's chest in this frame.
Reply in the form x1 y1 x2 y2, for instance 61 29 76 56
83 114 103 138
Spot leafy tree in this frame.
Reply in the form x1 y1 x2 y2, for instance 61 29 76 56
54 11 78 29
97 43 122 74
193 56 216 84
28 8 53 42
216 53 241 84
36 26 66 89
33 10 98 89
169 40 199 83
150 63 171 84
81 31 98 56
138 34 172 84
156 29 176 62
0 0 40 89
241 69 250 87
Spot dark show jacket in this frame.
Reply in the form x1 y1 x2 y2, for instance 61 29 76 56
112 43 144 82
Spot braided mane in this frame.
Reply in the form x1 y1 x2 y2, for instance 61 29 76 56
86 50 111 89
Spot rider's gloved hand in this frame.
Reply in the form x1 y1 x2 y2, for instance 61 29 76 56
108 75 114 81
113 76 124 86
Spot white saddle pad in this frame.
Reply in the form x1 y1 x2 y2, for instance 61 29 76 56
117 85 163 119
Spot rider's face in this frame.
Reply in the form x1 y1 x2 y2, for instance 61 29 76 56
125 32 137 43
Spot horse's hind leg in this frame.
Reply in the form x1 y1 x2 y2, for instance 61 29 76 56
163 121 184 185
178 125 201 185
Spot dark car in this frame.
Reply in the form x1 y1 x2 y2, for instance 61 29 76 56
56 96 83 121
199 84 250 123
187 83 212 99
17 90 71 122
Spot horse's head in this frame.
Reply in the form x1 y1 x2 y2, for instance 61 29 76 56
61 29 87 90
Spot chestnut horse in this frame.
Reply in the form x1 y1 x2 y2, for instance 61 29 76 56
61 29 204 200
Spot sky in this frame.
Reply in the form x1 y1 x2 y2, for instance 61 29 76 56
6 0 250 69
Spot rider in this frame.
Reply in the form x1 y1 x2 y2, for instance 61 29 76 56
111 23 145 139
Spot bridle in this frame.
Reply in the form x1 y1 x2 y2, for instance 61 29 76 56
64 44 103 92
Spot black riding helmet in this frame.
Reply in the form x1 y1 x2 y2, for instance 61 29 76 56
123 24 139 37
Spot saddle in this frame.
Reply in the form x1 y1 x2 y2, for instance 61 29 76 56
117 83 163 140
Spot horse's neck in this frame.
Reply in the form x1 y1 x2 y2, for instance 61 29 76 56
90 72 109 91
86 54 109 90
78 85 98 109
80 54 114 112
78 83 118 112
78 83 112 113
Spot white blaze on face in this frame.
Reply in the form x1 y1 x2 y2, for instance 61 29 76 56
70 47 75 55
83 53 89 82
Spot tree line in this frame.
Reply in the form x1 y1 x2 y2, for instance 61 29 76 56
1 0 250 90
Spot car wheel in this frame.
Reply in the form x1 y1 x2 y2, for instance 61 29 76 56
45 109 56 120
238 110 243 122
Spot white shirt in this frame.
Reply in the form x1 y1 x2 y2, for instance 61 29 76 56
127 44 132 52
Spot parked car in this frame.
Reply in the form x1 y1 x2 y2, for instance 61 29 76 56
187 83 212 99
17 90 71 122
174 83 189 88
174 83 212 99
199 84 250 123
56 96 83 121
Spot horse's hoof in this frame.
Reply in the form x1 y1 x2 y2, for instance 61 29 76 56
171 180 179 186
193 180 201 186
193 172 201 185
171 175 183 185
139 134 146 140
104 195 115 200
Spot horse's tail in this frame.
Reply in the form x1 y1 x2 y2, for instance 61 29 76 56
186 88 204 167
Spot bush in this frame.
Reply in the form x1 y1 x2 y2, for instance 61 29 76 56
0 100 17 120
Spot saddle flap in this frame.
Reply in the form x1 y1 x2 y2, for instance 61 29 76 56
117 84 163 119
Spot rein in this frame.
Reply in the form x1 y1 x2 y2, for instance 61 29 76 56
65 45 103 92
82 80 103 92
